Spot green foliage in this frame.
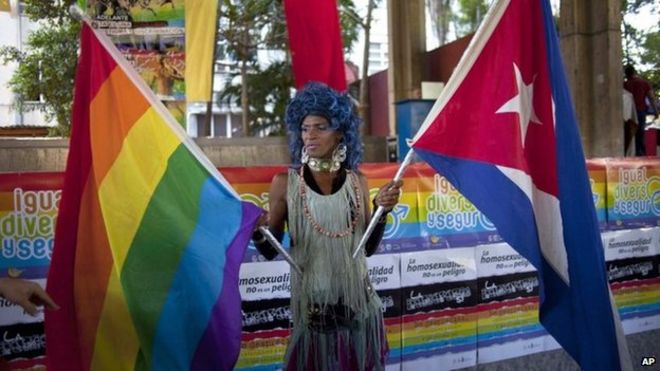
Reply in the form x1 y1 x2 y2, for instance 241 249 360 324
621 0 659 93
219 0 278 62
247 62 294 136
621 0 658 13
621 0 657 64
0 0 79 136
639 30 660 92
219 61 294 136
338 0 360 54
454 0 488 38
217 0 359 136
640 30 660 67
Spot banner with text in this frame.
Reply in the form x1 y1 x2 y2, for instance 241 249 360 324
602 228 660 335
606 157 660 229
0 159 658 369
400 248 478 370
475 243 547 364
79 0 187 125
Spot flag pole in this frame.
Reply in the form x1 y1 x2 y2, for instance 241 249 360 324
259 226 302 274
352 148 415 259
69 4 85 20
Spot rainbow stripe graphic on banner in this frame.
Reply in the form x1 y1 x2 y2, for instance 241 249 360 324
220 166 292 264
237 329 290 370
45 23 260 371
218 162 610 258
477 297 543 345
0 173 62 279
362 164 422 253
235 260 291 371
401 308 478 357
400 248 478 369
475 243 547 364
613 279 660 322
367 254 404 366
587 159 608 229
414 165 500 248
606 158 660 229
603 228 660 334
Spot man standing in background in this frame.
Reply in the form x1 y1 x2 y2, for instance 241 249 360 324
624 64 658 156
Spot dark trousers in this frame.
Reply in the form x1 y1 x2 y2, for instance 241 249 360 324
635 111 647 156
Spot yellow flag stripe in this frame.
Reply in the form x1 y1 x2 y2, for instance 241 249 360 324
98 107 181 270
90 264 139 370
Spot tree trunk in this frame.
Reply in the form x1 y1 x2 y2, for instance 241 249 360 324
202 101 213 136
427 0 452 45
240 60 250 136
359 0 375 135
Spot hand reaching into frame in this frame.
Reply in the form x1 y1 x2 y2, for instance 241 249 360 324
0 277 59 316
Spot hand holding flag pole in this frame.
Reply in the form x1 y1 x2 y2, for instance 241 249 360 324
351 149 415 259
258 226 302 274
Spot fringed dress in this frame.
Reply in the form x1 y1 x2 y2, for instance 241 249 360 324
284 168 388 371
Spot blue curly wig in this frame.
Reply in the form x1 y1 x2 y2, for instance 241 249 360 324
285 82 363 169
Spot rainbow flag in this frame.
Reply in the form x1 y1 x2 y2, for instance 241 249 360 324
45 23 261 371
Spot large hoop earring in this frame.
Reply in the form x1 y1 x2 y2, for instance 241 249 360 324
301 147 310 164
332 143 347 165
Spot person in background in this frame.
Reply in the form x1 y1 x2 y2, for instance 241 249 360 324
623 64 659 156
622 89 638 155
252 82 402 370
0 277 59 316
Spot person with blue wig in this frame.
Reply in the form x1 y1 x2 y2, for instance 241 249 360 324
252 82 402 370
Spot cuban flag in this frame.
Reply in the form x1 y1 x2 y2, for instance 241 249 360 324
410 1 631 370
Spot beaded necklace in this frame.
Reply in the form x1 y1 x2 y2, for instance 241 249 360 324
299 166 362 238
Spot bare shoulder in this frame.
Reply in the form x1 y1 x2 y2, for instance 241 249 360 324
269 171 289 200
272 171 289 185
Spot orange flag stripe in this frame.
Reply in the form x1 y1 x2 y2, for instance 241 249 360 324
90 67 151 185
73 174 115 371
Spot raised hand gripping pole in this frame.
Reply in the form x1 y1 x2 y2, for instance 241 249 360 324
258 226 302 274
352 150 415 259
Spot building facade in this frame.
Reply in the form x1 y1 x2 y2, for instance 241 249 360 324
0 3 54 129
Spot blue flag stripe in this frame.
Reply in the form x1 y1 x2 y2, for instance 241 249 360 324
151 178 243 370
540 0 628 369
414 150 542 267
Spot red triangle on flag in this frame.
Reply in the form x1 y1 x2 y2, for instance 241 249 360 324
413 0 558 196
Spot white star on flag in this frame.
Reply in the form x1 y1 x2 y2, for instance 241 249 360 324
496 63 542 146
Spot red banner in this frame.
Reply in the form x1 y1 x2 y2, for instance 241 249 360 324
283 0 347 91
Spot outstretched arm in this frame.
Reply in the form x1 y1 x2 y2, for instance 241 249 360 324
0 277 59 316
252 172 288 260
